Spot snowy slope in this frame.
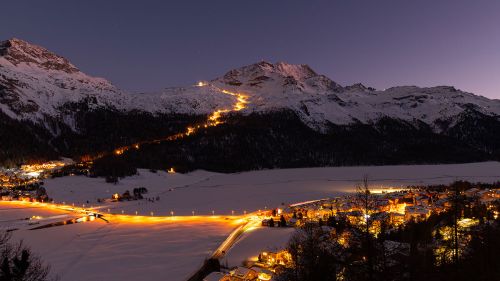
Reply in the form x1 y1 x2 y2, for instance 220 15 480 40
0 38 234 131
0 38 131 120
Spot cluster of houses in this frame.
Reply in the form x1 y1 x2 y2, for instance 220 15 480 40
0 160 82 203
266 187 500 234
0 160 71 189
0 165 52 203
0 181 49 202
232 186 500 280
204 250 292 281
0 168 40 188
108 187 150 202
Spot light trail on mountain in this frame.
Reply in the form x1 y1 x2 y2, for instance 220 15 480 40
83 84 249 161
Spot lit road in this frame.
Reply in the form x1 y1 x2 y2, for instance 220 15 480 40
2 200 254 228
211 216 262 259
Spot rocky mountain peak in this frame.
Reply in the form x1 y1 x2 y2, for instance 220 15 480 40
0 38 79 73
345 83 375 92
273 62 317 80
217 61 328 89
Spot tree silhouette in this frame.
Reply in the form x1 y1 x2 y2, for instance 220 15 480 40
0 232 54 281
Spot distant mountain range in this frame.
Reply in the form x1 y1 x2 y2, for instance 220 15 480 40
1 38 499 171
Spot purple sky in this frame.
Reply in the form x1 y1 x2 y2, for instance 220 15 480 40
1 0 499 99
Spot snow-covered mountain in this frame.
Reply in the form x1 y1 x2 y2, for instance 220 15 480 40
0 39 500 133
211 61 500 131
2 38 500 134
0 38 234 130
2 38 500 168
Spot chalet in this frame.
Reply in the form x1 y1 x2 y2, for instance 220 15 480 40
258 250 292 267
404 206 431 221
465 188 480 197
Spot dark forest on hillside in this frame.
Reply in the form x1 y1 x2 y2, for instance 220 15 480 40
88 110 500 178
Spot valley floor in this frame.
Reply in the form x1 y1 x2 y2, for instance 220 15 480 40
1 162 500 281
43 161 500 216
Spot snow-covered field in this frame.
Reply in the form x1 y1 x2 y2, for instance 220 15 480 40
0 201 75 231
2 201 235 281
43 161 500 216
2 162 500 281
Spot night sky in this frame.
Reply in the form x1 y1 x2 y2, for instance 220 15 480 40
1 0 499 98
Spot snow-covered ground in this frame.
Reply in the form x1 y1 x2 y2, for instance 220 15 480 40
0 201 75 231
2 201 235 281
43 161 500 216
2 162 500 281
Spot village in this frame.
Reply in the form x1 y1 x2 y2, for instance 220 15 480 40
202 184 500 281
0 160 76 202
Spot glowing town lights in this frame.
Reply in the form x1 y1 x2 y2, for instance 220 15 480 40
26 171 40 178
134 144 140 149
364 214 371 221
457 218 479 228
167 168 176 174
186 127 195 136
197 81 206 87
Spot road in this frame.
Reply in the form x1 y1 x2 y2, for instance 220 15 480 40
211 216 261 259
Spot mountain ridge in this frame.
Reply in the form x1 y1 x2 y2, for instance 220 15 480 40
1 38 500 168
2 38 500 132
